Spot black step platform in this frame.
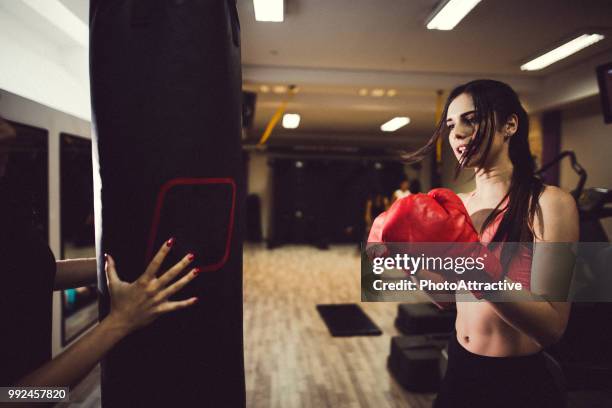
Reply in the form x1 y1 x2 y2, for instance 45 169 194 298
388 333 450 392
316 304 382 337
395 303 456 335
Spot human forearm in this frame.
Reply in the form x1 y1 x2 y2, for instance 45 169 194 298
54 258 97 290
16 315 128 388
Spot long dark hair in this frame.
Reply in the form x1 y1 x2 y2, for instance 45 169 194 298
404 79 544 245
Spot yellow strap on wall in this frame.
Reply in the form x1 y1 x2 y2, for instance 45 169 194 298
258 101 288 146
258 85 298 146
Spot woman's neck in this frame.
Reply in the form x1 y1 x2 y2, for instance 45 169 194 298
473 160 513 200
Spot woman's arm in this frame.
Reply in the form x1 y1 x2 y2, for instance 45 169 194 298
16 241 199 388
54 258 97 290
485 187 578 347
16 313 128 389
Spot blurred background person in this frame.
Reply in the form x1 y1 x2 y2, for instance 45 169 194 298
391 179 412 204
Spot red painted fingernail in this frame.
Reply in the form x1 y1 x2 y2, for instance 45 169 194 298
193 297 199 304
187 253 195 261
193 267 202 276
166 237 175 247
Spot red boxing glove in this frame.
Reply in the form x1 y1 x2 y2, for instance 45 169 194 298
366 211 390 259
382 188 479 243
429 190 508 298
377 188 506 299
368 210 387 243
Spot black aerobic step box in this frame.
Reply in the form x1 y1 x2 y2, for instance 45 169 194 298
388 333 450 392
395 303 456 335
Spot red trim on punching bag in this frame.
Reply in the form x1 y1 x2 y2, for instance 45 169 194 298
146 177 236 272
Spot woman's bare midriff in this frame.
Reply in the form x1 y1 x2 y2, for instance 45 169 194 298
449 192 542 356
455 297 541 356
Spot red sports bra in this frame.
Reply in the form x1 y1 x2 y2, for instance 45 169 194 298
478 201 532 290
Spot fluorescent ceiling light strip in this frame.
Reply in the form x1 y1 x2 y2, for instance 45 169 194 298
426 0 482 30
282 113 300 129
253 0 284 22
381 117 410 132
20 0 88 47
521 34 605 71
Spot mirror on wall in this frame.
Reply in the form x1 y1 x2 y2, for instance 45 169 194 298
3 120 49 238
60 133 97 345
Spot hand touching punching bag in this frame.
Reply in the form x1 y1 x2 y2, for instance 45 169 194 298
90 1 245 406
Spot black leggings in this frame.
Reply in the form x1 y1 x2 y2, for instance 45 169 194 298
434 333 566 408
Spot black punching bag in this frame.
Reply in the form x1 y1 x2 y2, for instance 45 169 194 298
89 1 245 406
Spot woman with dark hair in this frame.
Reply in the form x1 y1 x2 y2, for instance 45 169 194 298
0 115 199 390
372 80 577 407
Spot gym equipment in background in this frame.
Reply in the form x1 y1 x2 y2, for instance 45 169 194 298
535 151 586 201
90 0 245 406
388 333 450 392
316 304 382 337
395 303 456 335
551 183 612 391
578 188 612 242
537 150 612 391
388 303 454 391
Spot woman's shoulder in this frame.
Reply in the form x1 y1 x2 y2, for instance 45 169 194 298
533 185 579 241
537 185 576 212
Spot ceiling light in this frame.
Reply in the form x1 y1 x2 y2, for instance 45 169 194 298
358 88 368 96
426 0 482 31
282 113 300 129
371 88 385 97
520 34 605 71
387 89 397 97
253 0 284 22
273 85 287 94
381 117 410 132
260 85 270 93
